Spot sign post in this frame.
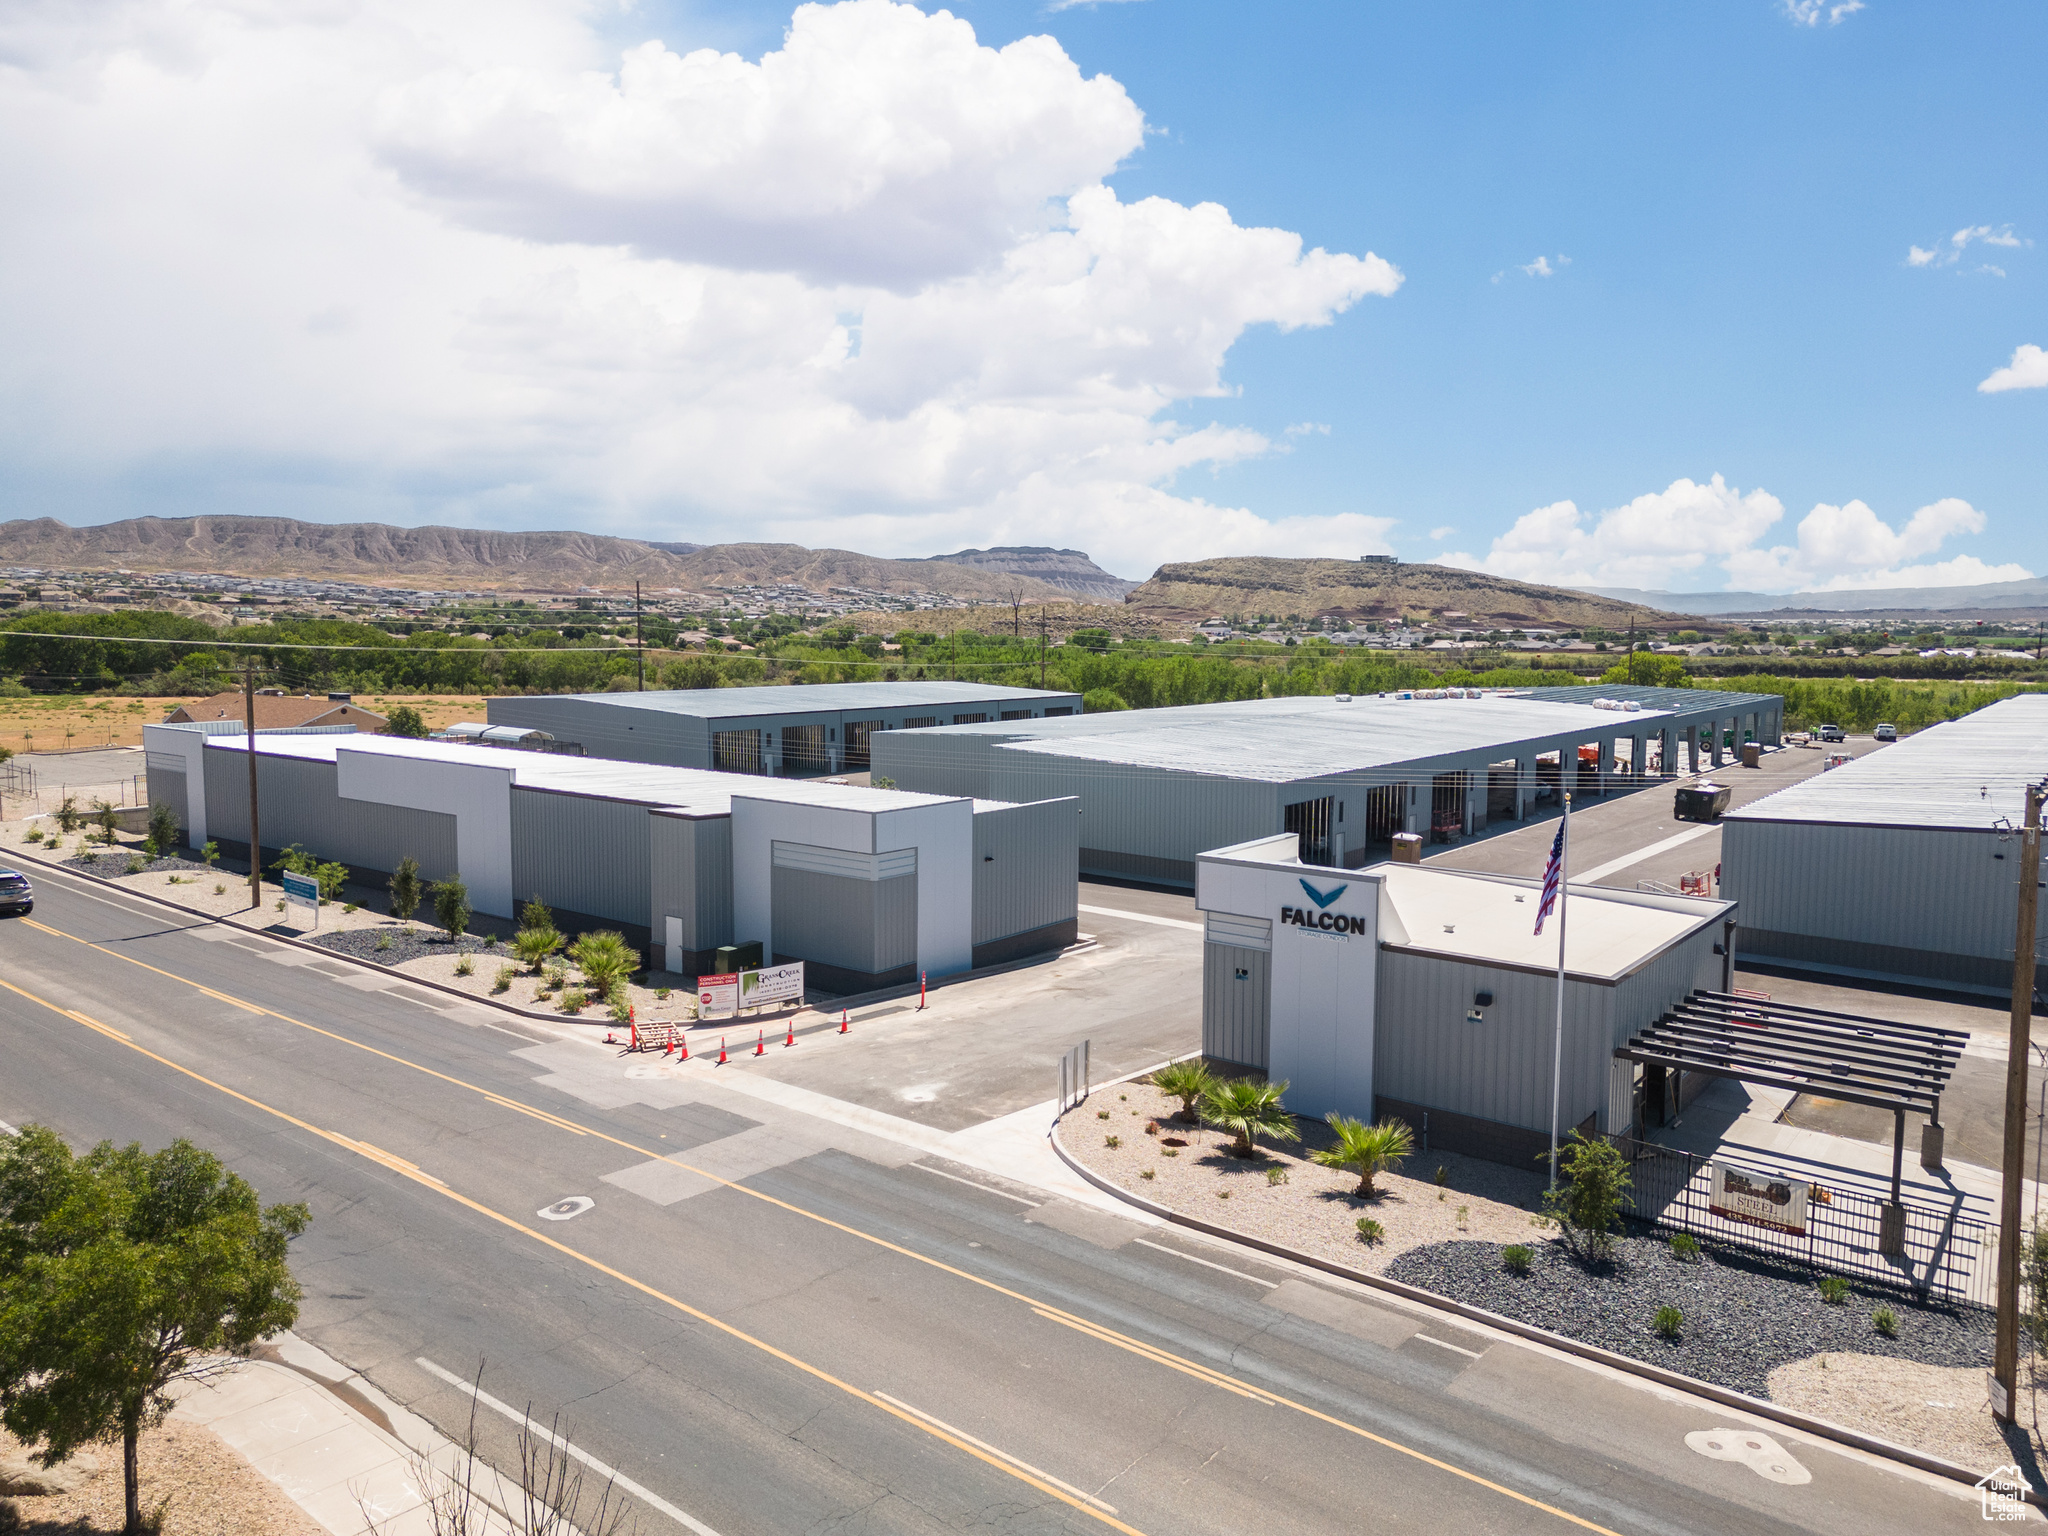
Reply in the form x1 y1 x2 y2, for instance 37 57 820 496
281 869 319 928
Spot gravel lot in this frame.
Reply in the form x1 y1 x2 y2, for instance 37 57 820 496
1385 1232 1993 1397
1059 1080 1554 1275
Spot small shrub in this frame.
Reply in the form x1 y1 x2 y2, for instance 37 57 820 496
1669 1232 1701 1262
1097 1110 1110 1120
1502 1244 1532 1274
165 874 181 885
455 955 475 977
1817 1275 1850 1305
1140 1169 1156 1181
1541 1129 1632 1260
1162 1147 1179 1158
201 840 219 868
558 987 589 1013
213 882 226 895
609 990 632 1023
1653 1305 1683 1340
374 933 392 952
1265 1166 1289 1186
1354 1217 1384 1245
1145 1120 1160 1136
1151 1060 1216 1123
492 965 516 994
1456 1204 1469 1228
1434 1166 1448 1187
570 929 633 997
432 875 472 940
1105 1135 1121 1149
274 898 286 912
1872 1306 1899 1338
23 826 42 844
542 961 569 988
127 853 147 874
54 796 82 834
388 855 422 923
1312 1114 1413 1197
483 932 499 948
92 799 120 846
1202 1076 1302 1158
343 901 358 914
147 797 180 853
1119 1093 1127 1101
141 837 159 860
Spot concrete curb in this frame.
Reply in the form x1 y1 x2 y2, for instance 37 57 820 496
1047 1113 2039 1506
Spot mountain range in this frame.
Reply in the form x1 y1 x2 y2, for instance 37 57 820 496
1584 576 2048 618
922 546 1135 603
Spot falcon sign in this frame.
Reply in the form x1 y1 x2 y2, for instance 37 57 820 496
1279 878 1369 935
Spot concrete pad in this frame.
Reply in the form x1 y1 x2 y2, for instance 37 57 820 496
248 1426 408 1501
169 1362 311 1426
202 1383 356 1463
1261 1278 1423 1350
1023 1198 1145 1250
601 1157 722 1205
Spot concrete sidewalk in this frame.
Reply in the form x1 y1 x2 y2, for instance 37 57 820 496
172 1333 519 1536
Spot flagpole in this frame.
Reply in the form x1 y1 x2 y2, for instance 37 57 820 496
1549 792 1571 1191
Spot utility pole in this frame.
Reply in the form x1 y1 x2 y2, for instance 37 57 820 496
243 662 262 911
1994 781 2045 1423
635 580 645 691
1626 614 1637 686
1038 607 1048 688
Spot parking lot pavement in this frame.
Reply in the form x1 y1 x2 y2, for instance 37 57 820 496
707 896 1201 1134
1423 737 1882 888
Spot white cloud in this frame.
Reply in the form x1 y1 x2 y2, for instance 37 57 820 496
0 0 1401 577
1784 0 1864 25
1907 224 2026 272
1518 254 1569 278
1441 476 2030 593
1979 344 2048 394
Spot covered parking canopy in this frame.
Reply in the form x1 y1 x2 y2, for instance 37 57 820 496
1616 989 1967 1207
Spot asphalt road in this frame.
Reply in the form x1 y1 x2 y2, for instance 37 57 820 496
0 868 2004 1535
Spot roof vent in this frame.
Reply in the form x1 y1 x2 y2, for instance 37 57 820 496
1334 693 1352 703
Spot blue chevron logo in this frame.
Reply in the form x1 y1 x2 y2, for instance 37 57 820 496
1298 878 1348 910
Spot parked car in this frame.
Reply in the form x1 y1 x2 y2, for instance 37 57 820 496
1873 722 1897 742
1817 723 1846 742
0 868 32 916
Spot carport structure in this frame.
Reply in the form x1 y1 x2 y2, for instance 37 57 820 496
1615 990 1967 1252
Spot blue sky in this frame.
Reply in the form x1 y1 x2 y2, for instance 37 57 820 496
2 0 2040 589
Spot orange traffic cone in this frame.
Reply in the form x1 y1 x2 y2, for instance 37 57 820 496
716 1037 728 1064
838 1010 848 1035
753 1029 765 1057
784 1022 795 1047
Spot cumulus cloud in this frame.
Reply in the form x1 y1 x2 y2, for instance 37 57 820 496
1441 476 2030 593
1429 525 1454 541
1494 254 1569 283
0 0 1401 576
1909 224 2026 274
1784 0 1864 25
1979 344 2048 394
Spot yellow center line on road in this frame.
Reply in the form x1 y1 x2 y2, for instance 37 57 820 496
0 970 1146 1536
9 911 1628 1536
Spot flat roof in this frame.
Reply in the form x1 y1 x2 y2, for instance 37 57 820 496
196 731 975 816
1374 865 1722 981
1724 692 2048 832
919 687 1772 784
491 682 1077 721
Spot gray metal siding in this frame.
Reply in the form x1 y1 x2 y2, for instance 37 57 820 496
870 729 1003 799
145 765 188 846
971 798 1080 944
1372 953 1613 1135
989 754 1279 872
490 697 713 768
1203 944 1270 1068
1609 929 1724 1050
771 867 916 974
202 747 457 878
1723 818 2036 967
509 788 651 929
649 813 733 952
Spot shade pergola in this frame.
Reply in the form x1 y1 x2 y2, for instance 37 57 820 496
1615 989 1968 1207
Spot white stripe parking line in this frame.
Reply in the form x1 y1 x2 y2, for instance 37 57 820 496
1131 1238 1279 1288
1077 904 1203 932
1576 826 1714 885
416 1356 724 1536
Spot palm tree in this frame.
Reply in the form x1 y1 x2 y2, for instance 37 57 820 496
571 930 635 999
513 925 563 973
1151 1060 1216 1124
1311 1115 1414 1198
1200 1078 1300 1158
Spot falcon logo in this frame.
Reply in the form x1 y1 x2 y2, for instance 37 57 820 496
1299 879 1347 909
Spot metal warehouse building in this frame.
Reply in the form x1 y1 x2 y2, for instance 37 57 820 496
1197 835 1734 1165
484 682 1082 777
1720 693 2048 992
873 684 1783 887
143 725 1079 993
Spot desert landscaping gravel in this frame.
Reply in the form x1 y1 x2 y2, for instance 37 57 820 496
1384 1232 1992 1397
1768 1351 2046 1477
1059 1080 1554 1275
0 1422 320 1536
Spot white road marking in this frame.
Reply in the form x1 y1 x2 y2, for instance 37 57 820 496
1132 1237 1279 1288
1411 1333 1483 1360
871 1391 1118 1513
912 1162 1039 1205
1078 904 1203 932
1577 826 1715 885
416 1356 725 1536
1685 1427 1811 1485
536 1196 594 1221
0 1120 17 1138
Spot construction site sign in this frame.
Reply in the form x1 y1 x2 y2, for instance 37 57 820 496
698 972 739 1017
742 962 805 1009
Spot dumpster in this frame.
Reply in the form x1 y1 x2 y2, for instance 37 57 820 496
1740 742 1760 769
1391 833 1423 864
1674 782 1731 823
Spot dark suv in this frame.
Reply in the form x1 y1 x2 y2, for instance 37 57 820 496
0 868 32 916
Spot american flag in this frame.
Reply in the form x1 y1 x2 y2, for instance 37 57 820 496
1534 820 1565 935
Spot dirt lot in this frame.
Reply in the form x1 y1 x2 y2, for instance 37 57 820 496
0 693 488 755
0 1422 320 1536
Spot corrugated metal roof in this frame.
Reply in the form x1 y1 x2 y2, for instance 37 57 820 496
935 692 1738 783
1514 683 1781 712
203 732 972 815
495 681 1077 720
1724 693 2048 831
